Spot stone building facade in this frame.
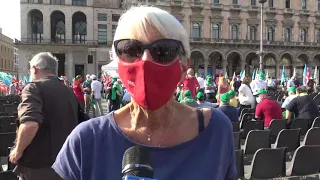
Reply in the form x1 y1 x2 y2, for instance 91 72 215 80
0 29 17 75
18 0 320 80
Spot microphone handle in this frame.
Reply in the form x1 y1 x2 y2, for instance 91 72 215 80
123 175 157 180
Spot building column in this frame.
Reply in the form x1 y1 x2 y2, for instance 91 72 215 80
204 60 208 77
240 59 245 75
222 59 228 77
43 13 51 43
66 53 74 81
65 16 72 43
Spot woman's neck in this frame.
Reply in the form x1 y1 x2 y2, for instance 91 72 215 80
129 99 175 132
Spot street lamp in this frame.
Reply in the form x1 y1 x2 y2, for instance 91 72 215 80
258 0 267 72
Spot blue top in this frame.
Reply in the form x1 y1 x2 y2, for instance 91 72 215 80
218 105 239 123
52 109 236 180
82 80 92 95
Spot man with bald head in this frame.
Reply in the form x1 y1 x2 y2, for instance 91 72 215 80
179 68 200 98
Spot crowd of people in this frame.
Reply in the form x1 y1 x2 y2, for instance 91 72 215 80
6 5 320 180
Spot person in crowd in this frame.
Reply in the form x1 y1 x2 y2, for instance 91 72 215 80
109 79 122 111
91 74 103 117
180 90 198 108
218 93 239 123
9 52 78 180
52 6 236 180
196 92 217 108
238 76 254 112
82 74 93 115
286 86 320 124
216 76 230 105
287 76 296 89
233 75 241 93
106 77 117 112
282 87 297 108
250 71 267 105
72 75 85 106
228 90 238 107
180 68 200 98
255 89 282 127
122 87 131 106
9 81 17 95
267 77 276 91
195 73 205 93
307 78 315 94
204 75 217 103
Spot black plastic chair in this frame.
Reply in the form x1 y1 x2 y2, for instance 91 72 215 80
290 118 309 135
0 171 18 180
302 127 320 146
232 121 240 132
233 132 240 150
0 116 17 132
235 149 244 179
0 132 16 156
240 113 255 129
3 104 17 116
243 130 271 155
268 119 287 143
274 129 300 153
312 117 320 128
242 120 264 139
245 148 286 179
286 145 320 177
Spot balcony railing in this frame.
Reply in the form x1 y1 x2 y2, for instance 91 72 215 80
189 38 320 47
211 3 223 9
17 38 112 46
171 0 184 6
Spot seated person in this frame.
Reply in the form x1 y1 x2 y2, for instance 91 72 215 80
282 87 297 108
228 90 238 108
286 86 320 124
218 93 238 122
255 89 282 127
196 92 217 108
180 90 198 108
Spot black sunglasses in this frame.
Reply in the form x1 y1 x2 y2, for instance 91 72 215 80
113 39 186 64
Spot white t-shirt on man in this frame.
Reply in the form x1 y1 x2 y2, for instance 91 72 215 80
91 80 102 99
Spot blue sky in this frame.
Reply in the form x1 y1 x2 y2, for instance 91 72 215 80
0 0 20 40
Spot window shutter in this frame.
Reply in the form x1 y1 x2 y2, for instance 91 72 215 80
274 26 276 41
282 27 285 41
238 24 241 39
229 24 232 39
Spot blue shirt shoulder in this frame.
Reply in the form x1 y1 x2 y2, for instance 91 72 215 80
52 109 236 180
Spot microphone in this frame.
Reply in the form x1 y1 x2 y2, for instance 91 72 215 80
121 146 156 180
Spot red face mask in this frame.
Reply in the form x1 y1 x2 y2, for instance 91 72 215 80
118 59 182 110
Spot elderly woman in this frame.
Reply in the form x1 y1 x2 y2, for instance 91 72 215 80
52 6 236 180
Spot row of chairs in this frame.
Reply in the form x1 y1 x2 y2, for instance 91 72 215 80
236 145 320 179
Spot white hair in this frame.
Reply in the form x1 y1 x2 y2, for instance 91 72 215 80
112 6 190 64
30 52 58 75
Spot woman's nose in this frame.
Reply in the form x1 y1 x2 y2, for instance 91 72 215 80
141 49 154 62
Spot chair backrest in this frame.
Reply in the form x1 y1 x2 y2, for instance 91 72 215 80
0 116 17 132
312 117 320 128
250 148 286 179
288 145 320 176
0 171 18 180
233 132 240 150
242 120 264 138
235 149 244 179
240 113 255 129
232 121 240 132
302 127 320 146
0 132 16 156
244 130 271 155
274 129 300 152
239 108 250 120
3 104 16 116
268 119 287 143
290 118 309 135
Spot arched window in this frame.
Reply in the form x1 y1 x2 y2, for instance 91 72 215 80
316 29 320 43
212 24 220 39
285 0 290 8
72 12 87 43
51 11 65 43
284 28 291 42
251 0 256 6
213 0 219 3
29 10 43 43
249 26 256 40
232 25 238 40
192 23 201 38
301 0 307 9
269 0 273 7
301 28 307 42
232 0 238 4
267 27 275 41
72 0 86 6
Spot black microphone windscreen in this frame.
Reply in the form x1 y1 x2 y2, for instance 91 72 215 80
122 146 154 178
